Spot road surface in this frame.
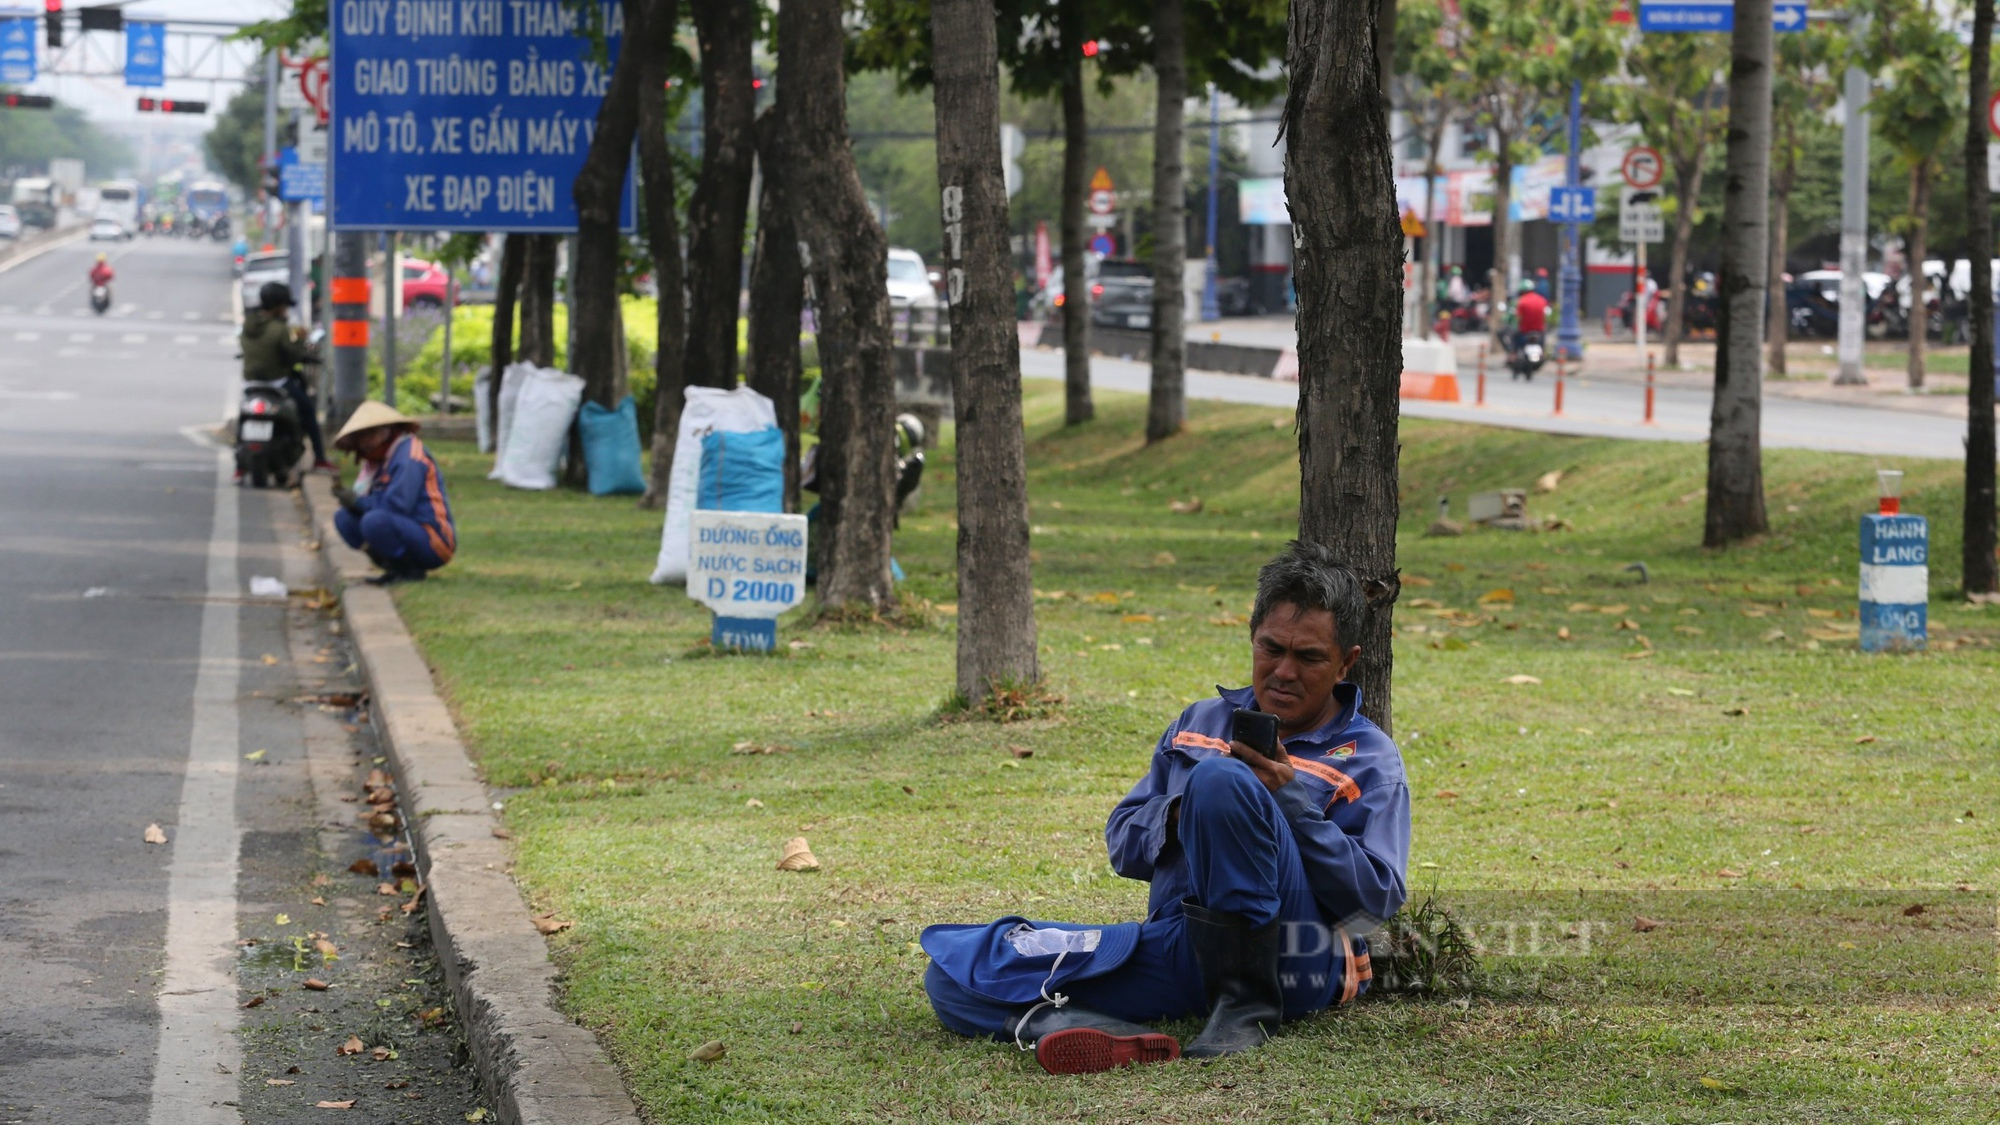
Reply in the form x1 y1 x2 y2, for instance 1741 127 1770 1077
0 236 480 1123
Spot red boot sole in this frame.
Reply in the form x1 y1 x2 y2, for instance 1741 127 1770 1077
1035 1028 1181 1075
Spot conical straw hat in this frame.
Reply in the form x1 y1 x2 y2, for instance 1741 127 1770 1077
332 400 417 450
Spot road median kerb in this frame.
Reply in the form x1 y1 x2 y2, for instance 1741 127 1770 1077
300 475 644 1125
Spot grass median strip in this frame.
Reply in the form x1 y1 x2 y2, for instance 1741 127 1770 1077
388 380 1998 1121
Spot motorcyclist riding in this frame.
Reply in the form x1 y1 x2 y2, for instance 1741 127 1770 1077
89 253 114 287
241 281 335 476
1506 280 1550 380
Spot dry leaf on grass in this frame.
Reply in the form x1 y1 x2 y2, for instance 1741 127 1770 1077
1854 734 1878 745
302 978 330 991
144 823 168 845
1434 790 1460 800
744 798 764 809
1502 675 1542 685
337 1036 365 1056
1534 470 1564 493
1121 613 1155 624
1409 598 1445 609
777 837 821 872
1556 626 1572 641
1402 575 1433 587
689 1040 727 1063
1008 745 1033 759
532 914 573 935
1633 916 1661 932
1723 707 1750 717
1903 903 1926 917
1167 497 1203 514
1478 589 1515 605
1716 868 1744 879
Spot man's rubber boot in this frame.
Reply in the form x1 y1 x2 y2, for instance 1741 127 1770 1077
1007 1005 1179 1075
1181 899 1284 1058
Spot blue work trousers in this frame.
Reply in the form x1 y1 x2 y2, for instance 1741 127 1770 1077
335 507 446 573
925 757 1343 1038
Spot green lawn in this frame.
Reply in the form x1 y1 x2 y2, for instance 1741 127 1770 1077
391 383 1999 1122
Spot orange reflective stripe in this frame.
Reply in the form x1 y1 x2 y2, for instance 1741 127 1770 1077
1337 927 1362 1004
1173 730 1231 753
330 277 370 304
331 319 369 346
1288 757 1361 805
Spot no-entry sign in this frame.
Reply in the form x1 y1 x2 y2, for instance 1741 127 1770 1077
1621 147 1664 190
1989 91 2000 139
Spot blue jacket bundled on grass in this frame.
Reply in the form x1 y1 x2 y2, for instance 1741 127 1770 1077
922 541 1411 1075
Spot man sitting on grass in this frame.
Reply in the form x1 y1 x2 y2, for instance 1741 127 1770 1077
329 402 456 587
922 541 1410 1074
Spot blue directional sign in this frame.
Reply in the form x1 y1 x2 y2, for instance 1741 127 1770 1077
1639 0 1808 32
125 21 166 88
330 0 634 232
0 17 36 86
1548 186 1596 224
278 147 325 205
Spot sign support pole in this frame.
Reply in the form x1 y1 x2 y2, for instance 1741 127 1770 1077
1557 80 1585 362
261 52 279 234
381 233 398 406
330 233 370 434
1835 17 1871 385
1201 84 1221 322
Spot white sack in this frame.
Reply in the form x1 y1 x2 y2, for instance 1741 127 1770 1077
473 368 494 453
486 361 536 479
649 385 779 584
496 367 585 491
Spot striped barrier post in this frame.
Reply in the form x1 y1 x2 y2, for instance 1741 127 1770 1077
1859 470 1926 652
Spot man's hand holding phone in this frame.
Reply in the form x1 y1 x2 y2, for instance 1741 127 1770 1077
1229 708 1294 793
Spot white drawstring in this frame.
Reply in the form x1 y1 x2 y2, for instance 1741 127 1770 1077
1012 949 1072 1051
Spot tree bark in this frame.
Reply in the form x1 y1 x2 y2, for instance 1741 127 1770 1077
1906 162 1930 390
685 0 757 391
933 0 1041 700
1146 0 1187 443
1965 0 1998 595
1765 146 1792 375
778 0 898 611
518 234 559 368
569 0 646 429
1488 132 1513 351
639 0 687 509
1060 0 1094 425
487 233 525 426
746 105 804 514
1663 156 1704 369
1703 0 1771 548
1286 0 1404 734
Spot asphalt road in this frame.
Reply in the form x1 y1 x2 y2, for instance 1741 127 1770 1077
0 236 481 1123
1023 344 1988 461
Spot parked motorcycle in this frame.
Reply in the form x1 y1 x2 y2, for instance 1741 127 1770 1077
1507 331 1547 381
90 284 111 315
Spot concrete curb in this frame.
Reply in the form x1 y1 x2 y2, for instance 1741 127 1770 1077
300 475 644 1125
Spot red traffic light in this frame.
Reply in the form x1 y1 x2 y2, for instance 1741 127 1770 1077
1080 40 1099 57
44 0 60 10
137 96 209 113
3 93 56 109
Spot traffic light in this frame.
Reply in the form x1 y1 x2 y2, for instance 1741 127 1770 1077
79 4 120 31
136 96 208 113
260 161 281 199
44 0 61 48
2 93 55 109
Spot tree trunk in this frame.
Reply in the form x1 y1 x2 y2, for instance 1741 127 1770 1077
1375 0 1397 109
1703 0 1771 548
567 0 647 488
1059 0 1094 425
1906 162 1930 390
487 234 525 426
1146 0 1187 443
639 0 687 509
933 0 1041 700
1663 157 1704 369
746 105 804 514
685 0 757 391
1488 138 1513 351
1765 151 1792 375
518 234 559 367
1286 0 1404 734
778 0 898 611
1965 0 1998 595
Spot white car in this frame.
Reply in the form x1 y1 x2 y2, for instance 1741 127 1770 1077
89 217 131 241
886 248 939 311
240 250 292 309
0 205 19 240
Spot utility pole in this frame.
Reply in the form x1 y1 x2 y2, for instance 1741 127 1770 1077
1835 15 1871 385
381 232 398 405
261 53 279 235
1201 83 1221 322
286 106 309 331
330 233 369 432
1556 79 1584 362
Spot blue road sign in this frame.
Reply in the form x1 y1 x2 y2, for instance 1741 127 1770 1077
1089 233 1116 257
1639 0 1808 32
278 147 325 204
1548 186 1596 224
125 21 165 87
0 17 36 86
330 0 634 232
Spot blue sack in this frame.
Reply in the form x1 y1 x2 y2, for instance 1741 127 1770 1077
698 426 785 512
578 395 647 496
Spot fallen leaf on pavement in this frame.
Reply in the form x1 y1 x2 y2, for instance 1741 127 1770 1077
245 749 267 761
415 1007 446 1026
532 914 573 935
377 883 398 896
1502 675 1542 685
302 979 330 991
348 858 379 877
385 1079 410 1089
492 828 514 840
337 1036 365 1056
777 837 821 872
310 896 327 906
261 653 279 665
265 1078 293 1085
315 939 338 957
274 913 290 925
465 1109 489 1122
401 886 426 915
243 995 266 1009
371 1045 393 1061
315 1101 354 1109
144 823 168 845
688 1040 727 1063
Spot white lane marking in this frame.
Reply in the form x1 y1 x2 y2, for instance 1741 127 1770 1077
175 334 198 345
14 331 38 341
68 332 93 343
146 452 243 1125
124 333 146 343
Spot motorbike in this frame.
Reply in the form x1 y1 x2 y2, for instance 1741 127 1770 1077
1507 330 1547 381
235 329 324 488
209 214 231 240
90 283 111 315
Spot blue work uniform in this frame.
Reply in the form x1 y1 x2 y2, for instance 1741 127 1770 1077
924 682 1411 1038
334 433 457 573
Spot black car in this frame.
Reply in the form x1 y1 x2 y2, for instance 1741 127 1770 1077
1089 259 1155 331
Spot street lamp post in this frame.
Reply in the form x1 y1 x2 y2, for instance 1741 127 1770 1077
1201 84 1221 322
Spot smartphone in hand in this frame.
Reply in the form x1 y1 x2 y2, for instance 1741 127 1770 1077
1230 708 1282 760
